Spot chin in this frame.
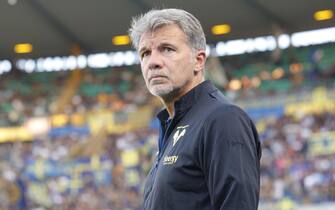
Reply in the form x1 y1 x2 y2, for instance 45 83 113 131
151 90 172 97
150 86 174 98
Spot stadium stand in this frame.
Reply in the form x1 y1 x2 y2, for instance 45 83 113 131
0 43 335 210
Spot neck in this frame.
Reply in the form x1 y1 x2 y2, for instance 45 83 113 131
159 92 177 118
164 101 175 118
160 76 205 118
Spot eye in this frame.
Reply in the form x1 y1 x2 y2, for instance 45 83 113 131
163 47 174 52
141 50 151 59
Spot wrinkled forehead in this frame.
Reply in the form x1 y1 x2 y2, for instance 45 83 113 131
138 24 189 50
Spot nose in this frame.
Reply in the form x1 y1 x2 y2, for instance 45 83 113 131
147 50 163 70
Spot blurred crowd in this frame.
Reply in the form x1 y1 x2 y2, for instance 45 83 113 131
0 129 156 210
0 66 153 127
260 112 335 204
0 43 335 209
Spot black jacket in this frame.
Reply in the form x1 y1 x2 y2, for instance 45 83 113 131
143 80 261 210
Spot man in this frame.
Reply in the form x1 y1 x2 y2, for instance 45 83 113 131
129 8 261 210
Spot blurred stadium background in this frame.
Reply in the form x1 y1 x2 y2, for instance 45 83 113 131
1 0 335 209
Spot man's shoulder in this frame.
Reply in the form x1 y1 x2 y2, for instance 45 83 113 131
189 88 244 120
202 89 244 117
202 93 252 129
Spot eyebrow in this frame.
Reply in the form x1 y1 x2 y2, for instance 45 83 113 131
139 41 176 53
139 46 148 55
159 42 176 48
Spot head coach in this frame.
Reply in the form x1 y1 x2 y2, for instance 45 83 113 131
129 8 262 210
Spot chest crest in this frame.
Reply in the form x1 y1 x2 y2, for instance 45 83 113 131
172 125 189 146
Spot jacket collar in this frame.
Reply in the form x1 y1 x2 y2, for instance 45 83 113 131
157 80 217 122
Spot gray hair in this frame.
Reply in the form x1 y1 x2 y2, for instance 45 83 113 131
129 8 206 51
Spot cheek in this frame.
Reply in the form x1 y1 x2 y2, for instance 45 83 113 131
172 56 193 75
140 67 148 81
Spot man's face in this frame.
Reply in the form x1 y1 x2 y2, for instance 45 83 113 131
138 24 204 100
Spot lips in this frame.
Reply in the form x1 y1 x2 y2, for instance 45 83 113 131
148 75 167 83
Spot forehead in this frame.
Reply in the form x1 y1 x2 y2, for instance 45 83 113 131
138 24 188 49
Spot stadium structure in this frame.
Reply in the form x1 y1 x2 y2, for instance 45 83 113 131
0 0 335 209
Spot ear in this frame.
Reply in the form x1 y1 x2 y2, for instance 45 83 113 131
194 50 206 73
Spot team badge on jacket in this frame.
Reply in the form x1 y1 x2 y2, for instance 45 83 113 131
173 125 189 146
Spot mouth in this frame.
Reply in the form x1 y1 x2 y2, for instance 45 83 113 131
148 75 167 83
